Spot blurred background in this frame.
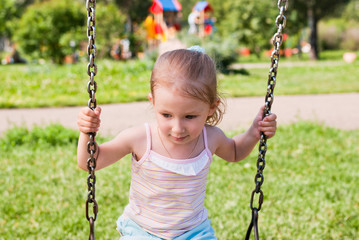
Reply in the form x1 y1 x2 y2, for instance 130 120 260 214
1 0 358 66
1 1 358 239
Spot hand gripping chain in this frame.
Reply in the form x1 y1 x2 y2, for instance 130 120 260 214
245 1 288 239
85 0 98 239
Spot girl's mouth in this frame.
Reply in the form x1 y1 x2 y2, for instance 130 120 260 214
171 135 187 142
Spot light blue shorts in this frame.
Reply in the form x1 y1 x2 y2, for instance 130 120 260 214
116 215 217 240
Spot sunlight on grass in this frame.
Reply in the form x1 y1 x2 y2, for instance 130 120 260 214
0 123 358 239
1 56 359 108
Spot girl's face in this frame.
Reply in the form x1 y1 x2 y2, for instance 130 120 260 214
150 86 215 146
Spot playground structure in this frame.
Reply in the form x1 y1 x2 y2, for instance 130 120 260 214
189 1 215 37
146 0 182 48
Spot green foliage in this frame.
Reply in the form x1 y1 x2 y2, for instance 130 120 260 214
203 36 238 71
94 3 126 58
290 0 350 20
288 0 351 58
178 0 198 20
0 124 79 151
0 123 358 239
5 1 126 62
0 0 35 37
319 17 359 51
343 0 359 22
178 33 238 71
341 26 359 51
318 18 347 50
13 0 85 63
211 0 277 56
178 0 280 57
0 0 16 36
59 27 84 56
114 0 152 23
128 23 147 54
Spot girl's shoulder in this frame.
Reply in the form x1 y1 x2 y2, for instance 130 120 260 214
113 124 148 159
113 124 147 148
205 124 226 138
204 124 227 152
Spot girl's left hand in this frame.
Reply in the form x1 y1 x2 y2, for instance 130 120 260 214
252 106 277 139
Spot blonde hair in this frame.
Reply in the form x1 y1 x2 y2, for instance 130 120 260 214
150 49 225 126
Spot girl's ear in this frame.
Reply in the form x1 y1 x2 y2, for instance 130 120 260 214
208 98 220 116
148 92 154 105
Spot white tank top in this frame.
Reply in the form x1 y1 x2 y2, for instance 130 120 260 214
123 123 213 239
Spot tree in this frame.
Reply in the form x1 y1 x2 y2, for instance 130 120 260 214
206 0 279 57
12 0 126 63
343 0 359 22
95 3 126 57
114 0 152 31
13 0 85 63
289 0 350 59
0 0 36 37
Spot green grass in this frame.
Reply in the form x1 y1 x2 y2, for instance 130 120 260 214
0 59 153 108
1 123 358 239
1 54 359 108
220 62 359 97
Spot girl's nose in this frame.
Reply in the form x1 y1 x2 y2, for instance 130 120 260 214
172 119 185 134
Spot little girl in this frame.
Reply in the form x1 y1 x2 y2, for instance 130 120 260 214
77 47 277 239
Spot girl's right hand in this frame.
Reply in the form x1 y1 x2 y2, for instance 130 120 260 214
77 107 101 133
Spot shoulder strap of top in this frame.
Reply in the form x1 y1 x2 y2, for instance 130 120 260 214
203 125 209 150
145 123 152 151
202 125 213 159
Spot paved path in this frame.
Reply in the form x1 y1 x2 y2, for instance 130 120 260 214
1 93 358 136
231 60 348 69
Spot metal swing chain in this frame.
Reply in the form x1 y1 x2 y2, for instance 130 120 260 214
245 1 288 240
85 0 98 240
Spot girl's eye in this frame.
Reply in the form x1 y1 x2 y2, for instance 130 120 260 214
186 115 197 119
162 113 171 118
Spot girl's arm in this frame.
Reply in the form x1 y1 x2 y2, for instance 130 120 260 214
77 107 142 171
214 106 277 162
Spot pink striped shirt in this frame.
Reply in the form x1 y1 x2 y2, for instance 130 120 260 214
123 123 213 239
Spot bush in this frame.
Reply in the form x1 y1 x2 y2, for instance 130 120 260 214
202 36 239 72
179 33 239 71
318 18 359 51
12 1 126 63
13 0 85 64
0 124 79 151
341 27 359 51
94 3 126 58
318 19 346 50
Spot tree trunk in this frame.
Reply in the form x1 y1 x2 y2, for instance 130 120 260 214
307 6 319 60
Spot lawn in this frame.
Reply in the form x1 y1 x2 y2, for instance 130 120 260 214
1 123 358 239
1 56 359 108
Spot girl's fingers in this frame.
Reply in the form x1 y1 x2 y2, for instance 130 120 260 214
263 113 277 122
259 121 276 128
78 120 99 132
79 113 101 124
94 107 102 116
259 126 275 132
259 118 277 138
79 108 101 123
264 131 276 138
78 120 100 129
82 107 101 118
